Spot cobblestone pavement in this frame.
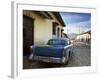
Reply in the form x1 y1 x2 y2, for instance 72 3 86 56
66 42 91 67
23 42 91 69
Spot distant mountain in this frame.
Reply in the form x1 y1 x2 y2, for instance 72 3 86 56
68 33 78 39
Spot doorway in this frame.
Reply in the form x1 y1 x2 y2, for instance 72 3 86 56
23 15 34 56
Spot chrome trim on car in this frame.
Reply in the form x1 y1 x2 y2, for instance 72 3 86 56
33 56 62 63
64 44 72 49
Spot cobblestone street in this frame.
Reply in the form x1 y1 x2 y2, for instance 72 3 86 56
66 42 91 67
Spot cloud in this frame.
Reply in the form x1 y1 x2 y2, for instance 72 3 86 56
60 12 91 24
63 23 91 34
60 12 91 34
68 20 91 28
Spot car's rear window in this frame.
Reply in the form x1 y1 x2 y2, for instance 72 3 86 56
48 39 68 45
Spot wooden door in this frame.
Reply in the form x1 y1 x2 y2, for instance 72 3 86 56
23 15 34 56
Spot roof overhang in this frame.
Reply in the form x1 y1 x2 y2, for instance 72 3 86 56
79 30 91 35
34 11 53 19
32 11 65 27
52 12 66 27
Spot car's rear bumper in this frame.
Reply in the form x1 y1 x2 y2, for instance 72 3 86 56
33 56 62 63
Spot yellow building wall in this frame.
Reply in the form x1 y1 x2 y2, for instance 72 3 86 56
34 18 52 45
23 10 52 45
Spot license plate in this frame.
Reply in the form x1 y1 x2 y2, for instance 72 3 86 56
42 58 50 62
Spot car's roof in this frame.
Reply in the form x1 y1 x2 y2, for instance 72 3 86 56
49 38 69 41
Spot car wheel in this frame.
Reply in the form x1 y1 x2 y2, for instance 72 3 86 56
64 51 71 64
69 50 73 60
28 53 34 60
28 46 34 61
69 51 71 58
62 54 68 64
62 56 66 64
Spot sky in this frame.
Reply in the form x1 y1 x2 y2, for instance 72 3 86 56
60 12 91 34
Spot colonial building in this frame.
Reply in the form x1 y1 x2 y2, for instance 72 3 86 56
23 10 65 55
75 30 91 43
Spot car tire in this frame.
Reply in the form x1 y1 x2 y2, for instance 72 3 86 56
62 53 68 64
28 53 34 60
28 46 34 61
63 50 71 64
62 56 66 64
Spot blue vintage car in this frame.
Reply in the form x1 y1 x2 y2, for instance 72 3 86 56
29 38 73 64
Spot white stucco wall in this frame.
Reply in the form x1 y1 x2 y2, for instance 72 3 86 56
76 33 91 42
23 11 53 45
34 18 52 45
23 10 64 45
49 12 64 38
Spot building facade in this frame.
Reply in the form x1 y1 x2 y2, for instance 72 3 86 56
23 10 65 55
75 31 91 43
